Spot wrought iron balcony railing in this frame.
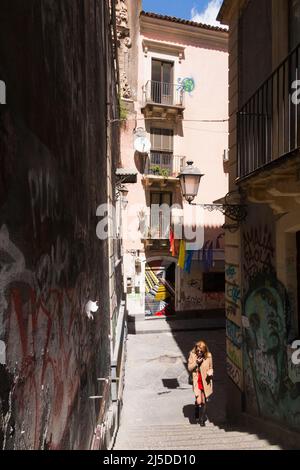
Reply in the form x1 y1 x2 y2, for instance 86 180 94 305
144 153 186 177
238 42 300 178
144 80 185 108
140 210 184 241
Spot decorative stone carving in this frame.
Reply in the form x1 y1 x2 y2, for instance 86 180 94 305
120 72 131 99
116 0 129 28
116 0 132 99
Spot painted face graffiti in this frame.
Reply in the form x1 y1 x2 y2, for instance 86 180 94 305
245 286 286 400
243 275 300 427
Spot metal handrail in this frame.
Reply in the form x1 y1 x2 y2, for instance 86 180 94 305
145 153 186 177
144 80 185 107
238 42 300 178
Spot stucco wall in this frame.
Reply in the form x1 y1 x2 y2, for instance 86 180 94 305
0 0 117 449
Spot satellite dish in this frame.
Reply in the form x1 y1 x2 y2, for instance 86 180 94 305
134 136 151 153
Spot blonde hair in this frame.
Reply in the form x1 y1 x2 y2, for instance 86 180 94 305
193 340 210 360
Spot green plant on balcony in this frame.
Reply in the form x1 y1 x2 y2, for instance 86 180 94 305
150 166 170 177
150 165 161 175
160 168 170 178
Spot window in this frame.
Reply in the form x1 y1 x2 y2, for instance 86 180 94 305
149 128 174 176
151 60 174 104
150 192 172 239
152 60 173 85
203 272 225 293
150 128 173 152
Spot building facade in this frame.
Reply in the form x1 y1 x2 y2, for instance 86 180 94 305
218 0 300 445
0 0 122 450
119 6 229 319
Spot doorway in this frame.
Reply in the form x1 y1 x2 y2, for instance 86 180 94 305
144 258 176 317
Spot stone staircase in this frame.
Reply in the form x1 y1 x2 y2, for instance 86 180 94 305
114 422 283 450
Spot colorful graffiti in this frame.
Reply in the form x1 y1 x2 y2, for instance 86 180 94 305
243 225 275 282
226 338 242 369
177 77 195 95
226 320 242 348
184 292 224 309
0 224 95 448
243 274 300 427
145 259 175 316
226 283 241 304
225 264 236 280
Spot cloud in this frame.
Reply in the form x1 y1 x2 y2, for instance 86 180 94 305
191 0 228 28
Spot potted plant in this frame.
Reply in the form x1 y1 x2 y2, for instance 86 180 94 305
150 165 161 175
160 168 170 178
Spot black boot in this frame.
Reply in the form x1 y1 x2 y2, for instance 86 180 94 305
203 403 208 423
199 404 206 426
194 403 200 422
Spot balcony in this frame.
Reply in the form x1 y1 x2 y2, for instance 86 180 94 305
142 80 185 119
139 208 184 250
238 42 300 179
143 153 186 187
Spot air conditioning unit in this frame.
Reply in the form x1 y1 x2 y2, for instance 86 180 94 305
223 149 229 162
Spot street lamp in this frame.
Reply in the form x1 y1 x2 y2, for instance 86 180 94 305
116 184 129 209
178 161 204 204
120 185 129 210
178 161 247 227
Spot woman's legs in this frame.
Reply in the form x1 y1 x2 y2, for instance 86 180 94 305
196 392 207 426
195 392 205 422
196 391 205 405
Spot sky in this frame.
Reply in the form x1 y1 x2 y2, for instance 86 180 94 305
142 0 225 27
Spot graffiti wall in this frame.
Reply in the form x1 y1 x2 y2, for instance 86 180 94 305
181 269 224 310
225 262 243 390
242 204 300 428
0 0 118 449
145 259 175 316
180 228 225 311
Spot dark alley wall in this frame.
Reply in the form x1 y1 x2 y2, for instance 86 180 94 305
0 0 118 449
241 204 300 430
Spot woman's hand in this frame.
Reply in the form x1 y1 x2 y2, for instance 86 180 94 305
196 357 203 365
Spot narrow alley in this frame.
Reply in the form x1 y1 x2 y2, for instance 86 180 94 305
1 0 300 455
114 319 283 450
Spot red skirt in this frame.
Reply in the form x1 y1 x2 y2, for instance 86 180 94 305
198 371 204 391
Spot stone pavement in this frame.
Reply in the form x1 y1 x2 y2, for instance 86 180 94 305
113 327 283 450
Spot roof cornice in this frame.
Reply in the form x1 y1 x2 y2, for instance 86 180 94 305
140 14 228 52
141 11 228 33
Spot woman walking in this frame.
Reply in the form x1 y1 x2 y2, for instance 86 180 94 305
188 340 213 426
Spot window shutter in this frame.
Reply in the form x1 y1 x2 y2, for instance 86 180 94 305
162 130 173 152
150 128 173 151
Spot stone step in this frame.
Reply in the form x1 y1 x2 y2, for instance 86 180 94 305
116 444 282 450
115 436 281 450
117 424 249 435
114 424 282 450
116 433 272 445
116 429 259 439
